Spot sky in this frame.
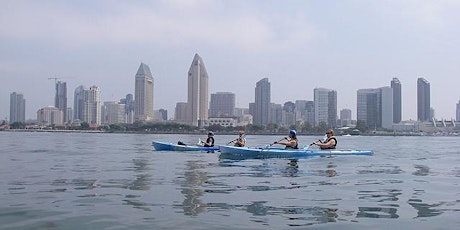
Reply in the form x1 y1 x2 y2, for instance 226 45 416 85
1 0 460 121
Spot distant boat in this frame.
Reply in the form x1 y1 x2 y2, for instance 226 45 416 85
343 134 352 137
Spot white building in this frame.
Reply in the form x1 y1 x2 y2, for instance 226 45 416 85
37 106 63 126
134 63 154 121
175 102 188 124
83 86 101 125
103 101 125 124
208 117 237 127
187 53 209 127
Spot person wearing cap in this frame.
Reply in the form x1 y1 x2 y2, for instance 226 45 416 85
314 129 337 150
202 131 215 147
234 130 246 147
274 130 299 149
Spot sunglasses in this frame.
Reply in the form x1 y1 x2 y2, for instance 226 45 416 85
326 132 332 134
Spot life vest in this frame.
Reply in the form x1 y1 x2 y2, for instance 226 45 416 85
204 137 215 147
321 136 337 149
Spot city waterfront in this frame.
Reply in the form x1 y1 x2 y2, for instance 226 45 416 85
0 132 459 229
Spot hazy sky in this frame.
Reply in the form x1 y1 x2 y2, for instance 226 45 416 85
1 0 460 121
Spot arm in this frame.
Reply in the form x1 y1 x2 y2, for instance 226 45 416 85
275 138 296 148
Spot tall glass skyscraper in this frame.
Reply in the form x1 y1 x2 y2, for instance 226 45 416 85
9 92 25 123
357 87 393 130
253 78 271 125
456 101 460 121
210 92 235 117
74 85 85 121
391 78 402 123
417 78 430 121
134 63 154 122
314 88 337 128
187 54 209 127
55 81 67 122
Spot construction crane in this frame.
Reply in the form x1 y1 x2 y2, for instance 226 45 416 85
48 76 64 84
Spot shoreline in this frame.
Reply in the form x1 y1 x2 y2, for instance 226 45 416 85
1 129 458 137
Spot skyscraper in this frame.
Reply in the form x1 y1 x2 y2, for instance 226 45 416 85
253 78 271 125
83 86 101 125
175 102 188 124
123 94 135 124
417 77 430 121
340 109 352 127
134 62 154 122
210 92 235 117
74 85 85 121
55 81 67 122
456 101 460 121
391 78 402 123
9 92 25 123
314 88 337 127
187 53 209 127
357 87 393 129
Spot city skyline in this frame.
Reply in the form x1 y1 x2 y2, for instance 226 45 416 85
1 1 460 121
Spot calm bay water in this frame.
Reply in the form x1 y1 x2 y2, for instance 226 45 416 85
0 131 459 229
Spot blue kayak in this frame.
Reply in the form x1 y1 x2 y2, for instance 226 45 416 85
152 141 219 152
219 145 373 159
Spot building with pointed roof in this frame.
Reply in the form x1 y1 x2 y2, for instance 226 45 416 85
134 62 154 121
187 54 209 127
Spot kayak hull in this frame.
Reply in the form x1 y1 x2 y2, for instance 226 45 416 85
219 145 373 159
152 141 219 152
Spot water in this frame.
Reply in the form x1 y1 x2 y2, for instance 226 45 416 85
0 132 459 229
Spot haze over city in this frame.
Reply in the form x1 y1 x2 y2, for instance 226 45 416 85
1 0 460 121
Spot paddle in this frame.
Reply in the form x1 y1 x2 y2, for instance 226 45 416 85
267 137 287 147
226 134 246 145
304 143 315 150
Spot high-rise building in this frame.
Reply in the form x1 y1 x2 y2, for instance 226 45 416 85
121 94 135 124
210 92 235 117
340 109 352 127
66 107 73 123
456 101 460 121
37 106 63 126
314 88 337 127
55 81 67 122
158 109 168 121
357 87 393 129
134 62 154 122
83 86 101 125
74 85 85 121
103 101 125 124
253 78 271 125
9 92 25 123
187 53 209 127
175 102 188 124
417 78 430 121
391 78 402 123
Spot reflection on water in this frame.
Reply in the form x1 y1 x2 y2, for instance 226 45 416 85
413 164 430 176
175 160 208 216
2 133 460 229
356 207 399 218
408 199 443 218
